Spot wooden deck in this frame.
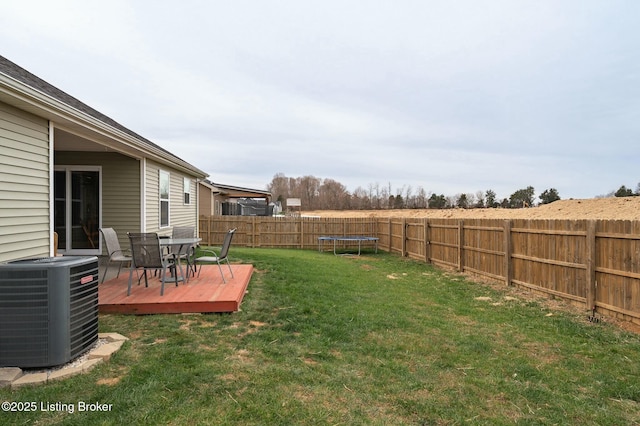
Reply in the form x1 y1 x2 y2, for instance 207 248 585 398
98 264 253 315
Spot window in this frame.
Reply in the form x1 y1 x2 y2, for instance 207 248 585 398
184 177 191 205
160 170 170 227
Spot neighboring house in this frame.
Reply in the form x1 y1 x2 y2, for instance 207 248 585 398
199 180 271 216
0 55 208 262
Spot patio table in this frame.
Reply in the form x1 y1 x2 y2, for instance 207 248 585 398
159 237 201 282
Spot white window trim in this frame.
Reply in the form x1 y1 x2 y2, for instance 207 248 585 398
183 177 191 205
54 165 103 255
159 169 170 228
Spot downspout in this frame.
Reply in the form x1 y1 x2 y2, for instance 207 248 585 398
196 179 200 237
140 158 146 232
49 121 55 256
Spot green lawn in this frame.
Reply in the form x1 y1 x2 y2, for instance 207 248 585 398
2 248 640 425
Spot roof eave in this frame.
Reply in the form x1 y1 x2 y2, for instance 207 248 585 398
0 73 208 179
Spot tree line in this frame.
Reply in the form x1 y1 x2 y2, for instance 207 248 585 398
266 173 640 211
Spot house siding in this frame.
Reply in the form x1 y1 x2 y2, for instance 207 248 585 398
145 160 160 233
0 102 50 261
198 183 213 217
145 160 197 235
55 151 141 250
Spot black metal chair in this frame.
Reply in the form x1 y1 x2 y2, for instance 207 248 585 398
195 228 236 283
171 226 197 278
127 232 176 296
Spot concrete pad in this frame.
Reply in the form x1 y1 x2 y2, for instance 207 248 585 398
0 367 22 388
12 372 48 388
48 365 84 382
82 358 104 372
99 332 129 342
88 341 124 361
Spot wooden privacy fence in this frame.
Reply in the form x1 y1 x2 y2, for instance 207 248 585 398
199 215 640 323
199 216 378 250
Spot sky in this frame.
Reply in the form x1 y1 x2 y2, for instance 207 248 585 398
1 0 639 201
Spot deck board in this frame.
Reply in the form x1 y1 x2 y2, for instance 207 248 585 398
98 264 253 314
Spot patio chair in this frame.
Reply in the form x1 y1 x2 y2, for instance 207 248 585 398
171 226 197 278
99 227 132 283
127 232 176 296
195 228 236 283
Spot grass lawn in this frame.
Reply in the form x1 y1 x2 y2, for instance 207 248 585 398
2 248 640 425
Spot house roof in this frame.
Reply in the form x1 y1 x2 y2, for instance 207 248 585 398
0 55 207 178
202 179 271 198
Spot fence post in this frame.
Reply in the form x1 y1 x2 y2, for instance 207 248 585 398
458 220 464 272
586 220 597 310
251 217 256 248
206 216 211 245
503 219 512 286
402 218 407 257
424 218 430 264
373 217 378 250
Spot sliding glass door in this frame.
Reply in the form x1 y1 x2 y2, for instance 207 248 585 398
54 167 101 254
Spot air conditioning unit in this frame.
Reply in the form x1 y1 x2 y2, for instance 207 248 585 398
0 256 99 368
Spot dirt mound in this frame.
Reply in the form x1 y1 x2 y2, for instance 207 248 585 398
304 197 640 220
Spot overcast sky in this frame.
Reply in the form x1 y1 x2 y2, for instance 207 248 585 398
2 1 639 201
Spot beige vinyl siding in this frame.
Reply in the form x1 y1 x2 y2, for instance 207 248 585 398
55 151 141 250
145 160 198 234
170 173 197 226
0 102 50 261
145 161 161 233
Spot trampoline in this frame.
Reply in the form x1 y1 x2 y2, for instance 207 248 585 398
317 236 379 255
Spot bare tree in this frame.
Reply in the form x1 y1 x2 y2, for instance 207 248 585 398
299 175 321 209
404 185 413 208
380 185 390 209
415 186 428 209
352 186 369 209
266 173 290 204
320 178 348 209
267 174 574 213
369 182 381 209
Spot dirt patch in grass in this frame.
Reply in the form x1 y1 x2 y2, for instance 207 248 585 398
198 344 216 351
220 372 250 382
96 377 122 386
301 357 318 365
386 273 408 280
127 331 143 339
179 319 198 330
230 349 253 364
